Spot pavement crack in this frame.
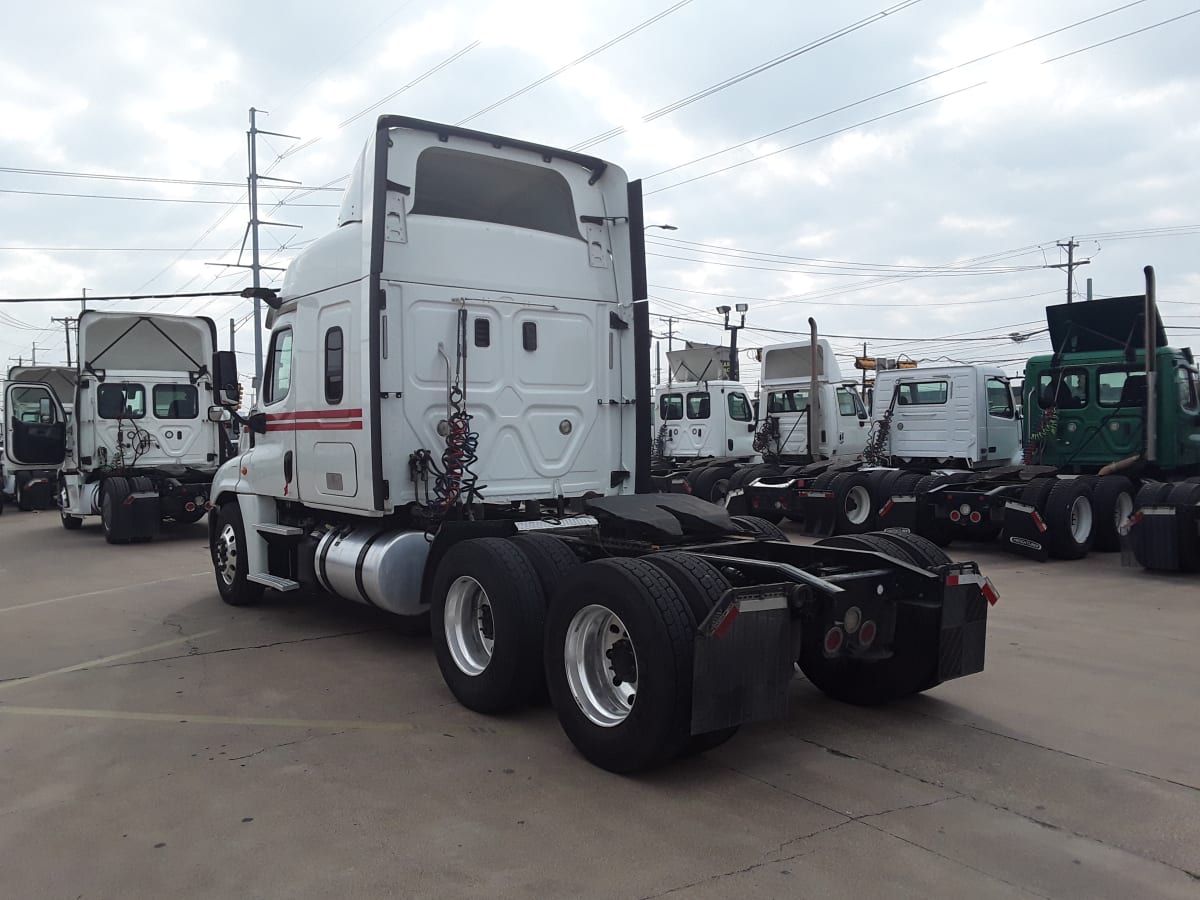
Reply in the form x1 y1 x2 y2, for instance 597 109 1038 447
228 730 346 761
99 628 384 670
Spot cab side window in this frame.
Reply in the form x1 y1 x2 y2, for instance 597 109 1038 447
1178 367 1199 413
659 393 683 421
686 392 711 420
324 327 344 404
264 328 293 405
986 377 1014 419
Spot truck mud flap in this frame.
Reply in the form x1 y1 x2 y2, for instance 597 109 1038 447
1002 501 1049 561
723 487 750 516
936 572 997 683
795 490 836 536
690 583 799 735
876 495 918 532
1126 505 1196 572
117 490 161 541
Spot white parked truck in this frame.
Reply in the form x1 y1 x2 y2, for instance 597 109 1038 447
739 363 1021 536
3 365 78 510
205 115 996 773
3 311 240 542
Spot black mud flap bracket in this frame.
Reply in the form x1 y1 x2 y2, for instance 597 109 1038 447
690 583 802 735
936 569 996 682
877 495 918 532
1002 501 1049 561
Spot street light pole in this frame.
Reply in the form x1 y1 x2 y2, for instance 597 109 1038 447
717 303 749 381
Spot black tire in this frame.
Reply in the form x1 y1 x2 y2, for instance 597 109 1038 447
1043 478 1095 560
829 471 875 534
684 465 709 492
869 469 904 506
798 598 941 706
168 508 208 526
1134 481 1172 508
727 463 771 493
729 515 788 541
544 558 695 773
817 532 920 566
875 530 953 570
431 538 546 714
1090 475 1135 552
643 552 739 757
692 465 734 503
1019 476 1056 511
510 533 581 700
212 501 265 607
100 477 131 544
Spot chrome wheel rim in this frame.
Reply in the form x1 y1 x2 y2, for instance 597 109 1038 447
845 485 871 526
563 604 638 728
1114 492 1133 534
1069 495 1093 542
444 576 494 676
216 522 238 586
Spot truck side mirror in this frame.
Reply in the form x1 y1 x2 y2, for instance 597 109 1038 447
212 350 240 406
207 405 233 423
247 411 268 435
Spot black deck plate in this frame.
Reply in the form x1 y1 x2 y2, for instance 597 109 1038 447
585 493 737 540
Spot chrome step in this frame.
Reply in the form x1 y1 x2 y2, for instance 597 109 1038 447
247 573 300 592
256 523 305 537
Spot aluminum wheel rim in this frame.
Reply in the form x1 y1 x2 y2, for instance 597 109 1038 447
845 485 871 526
216 522 238 586
563 604 638 728
444 576 494 676
1114 492 1133 534
1069 495 1093 542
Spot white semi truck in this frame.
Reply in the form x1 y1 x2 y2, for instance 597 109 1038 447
739 363 1022 536
3 365 78 511
205 115 996 773
3 311 240 542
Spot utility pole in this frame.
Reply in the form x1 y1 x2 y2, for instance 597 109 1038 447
219 107 303 391
81 287 87 313
1049 238 1089 304
52 316 76 367
230 317 236 353
861 342 867 394
666 317 674 352
31 342 37 366
1086 277 1093 302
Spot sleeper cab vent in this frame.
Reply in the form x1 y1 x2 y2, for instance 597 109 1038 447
522 322 537 352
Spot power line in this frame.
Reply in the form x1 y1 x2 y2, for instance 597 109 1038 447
0 245 309 253
571 0 926 152
0 187 338 207
649 282 1063 309
644 0 1153 182
646 245 1045 276
0 290 247 305
645 6 1198 195
457 0 697 125
0 165 343 191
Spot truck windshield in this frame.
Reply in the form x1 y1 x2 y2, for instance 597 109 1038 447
410 147 582 240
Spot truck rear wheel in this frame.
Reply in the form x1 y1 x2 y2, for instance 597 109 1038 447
818 533 920 566
1044 479 1094 559
729 515 788 541
545 558 694 773
212 502 265 607
874 530 953 570
100 477 131 544
1090 475 1134 552
829 472 875 534
1167 482 1200 571
692 465 734 503
643 552 739 757
431 538 546 714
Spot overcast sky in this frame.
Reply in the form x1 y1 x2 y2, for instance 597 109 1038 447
2 0 1198 390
